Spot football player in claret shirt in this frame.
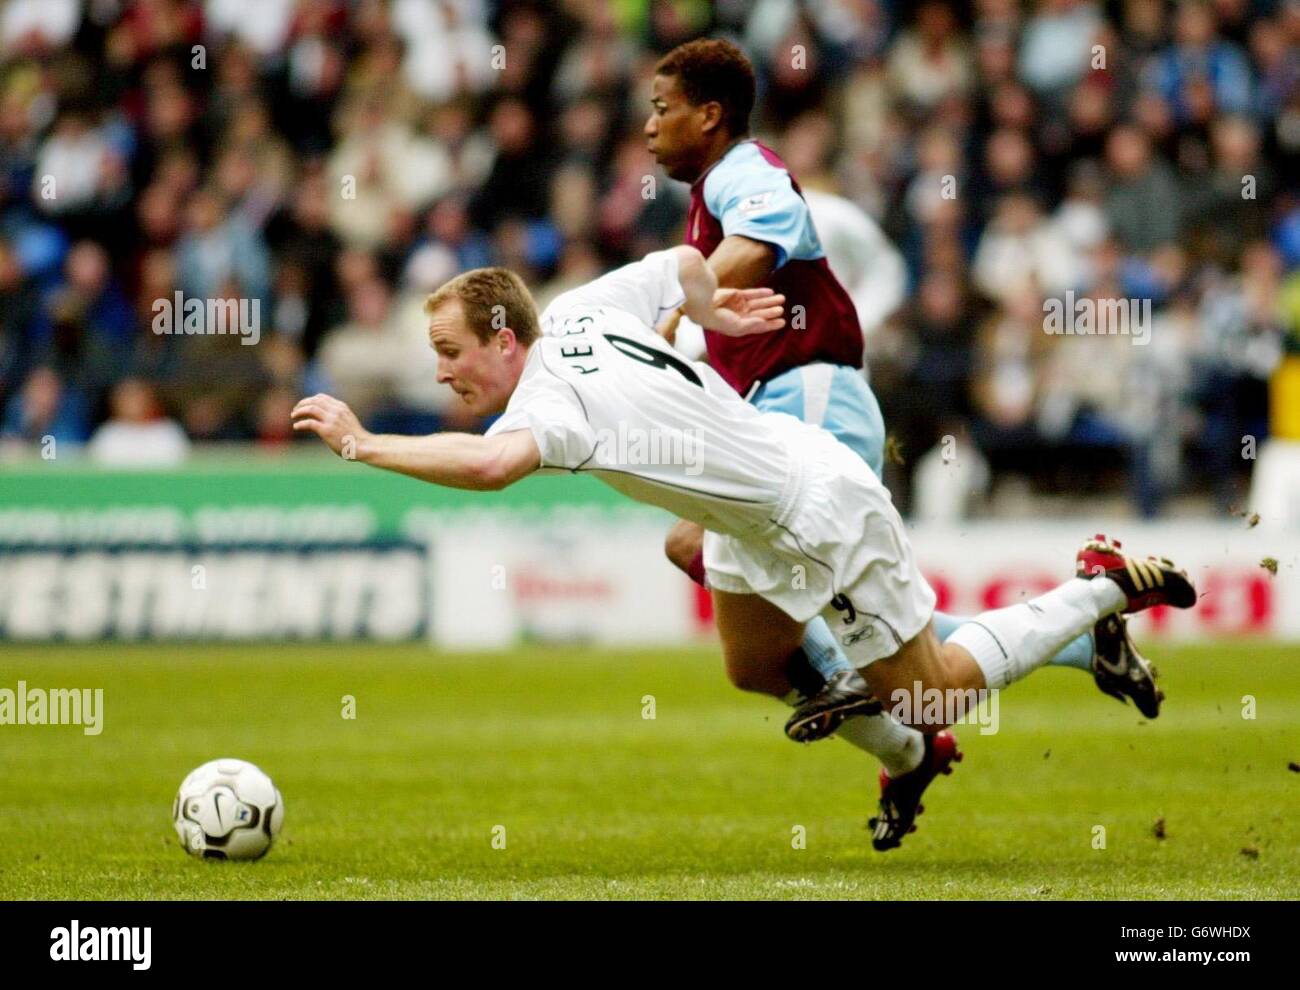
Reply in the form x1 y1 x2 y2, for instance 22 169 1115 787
645 39 1162 848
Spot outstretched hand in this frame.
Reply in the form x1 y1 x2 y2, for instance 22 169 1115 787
701 287 786 337
291 393 370 459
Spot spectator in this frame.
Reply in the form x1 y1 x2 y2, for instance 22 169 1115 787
1146 0 1253 124
470 98 552 229
425 101 495 195
391 0 498 104
176 188 271 304
1 0 80 57
973 191 1079 302
421 195 493 275
1249 15 1300 120
31 112 130 223
887 1 975 114
0 239 45 401
971 286 1052 467
37 280 133 413
265 171 343 357
1195 241 1287 510
1182 114 1275 264
327 95 451 250
204 0 296 59
1048 160 1109 283
253 384 302 447
87 377 190 465
1 366 88 446
1102 124 1182 253
60 241 136 346
315 276 414 422
1018 0 1103 101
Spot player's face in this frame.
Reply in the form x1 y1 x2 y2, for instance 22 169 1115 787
428 301 518 416
645 74 708 182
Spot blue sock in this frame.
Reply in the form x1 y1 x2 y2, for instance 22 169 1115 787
932 610 964 643
935 610 1093 672
801 617 853 680
801 611 1093 678
1045 629 1095 671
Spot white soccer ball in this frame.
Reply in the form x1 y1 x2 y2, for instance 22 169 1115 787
172 758 284 860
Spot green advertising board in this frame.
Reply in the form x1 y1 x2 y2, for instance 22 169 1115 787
0 450 652 641
0 449 630 546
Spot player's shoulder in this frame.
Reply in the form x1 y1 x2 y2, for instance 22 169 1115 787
537 305 665 370
538 293 600 337
702 140 799 212
540 299 637 339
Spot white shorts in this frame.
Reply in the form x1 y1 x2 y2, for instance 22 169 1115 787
704 427 936 667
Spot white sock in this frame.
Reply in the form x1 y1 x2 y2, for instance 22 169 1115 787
781 689 924 777
946 577 1126 691
834 713 925 777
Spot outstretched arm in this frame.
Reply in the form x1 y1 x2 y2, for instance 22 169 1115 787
672 245 784 338
291 393 540 491
659 236 778 343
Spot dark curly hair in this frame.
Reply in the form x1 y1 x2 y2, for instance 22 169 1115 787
654 39 756 137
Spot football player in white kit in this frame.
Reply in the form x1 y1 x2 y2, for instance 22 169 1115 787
292 247 1197 778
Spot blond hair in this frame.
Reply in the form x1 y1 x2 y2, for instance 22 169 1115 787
424 267 539 346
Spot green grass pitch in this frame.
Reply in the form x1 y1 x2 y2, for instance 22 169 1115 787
1 641 1296 899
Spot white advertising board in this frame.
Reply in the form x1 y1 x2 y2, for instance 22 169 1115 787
428 519 1300 647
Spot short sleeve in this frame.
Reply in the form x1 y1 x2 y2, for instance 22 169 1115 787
705 161 811 270
540 250 686 332
485 352 597 470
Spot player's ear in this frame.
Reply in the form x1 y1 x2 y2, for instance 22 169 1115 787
698 100 724 135
495 326 518 355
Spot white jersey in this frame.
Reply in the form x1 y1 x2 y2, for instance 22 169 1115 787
486 251 816 540
488 250 936 656
802 188 907 336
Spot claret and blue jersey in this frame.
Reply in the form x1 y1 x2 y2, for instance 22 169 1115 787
687 139 885 476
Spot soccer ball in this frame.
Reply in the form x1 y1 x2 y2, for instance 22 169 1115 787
172 758 284 860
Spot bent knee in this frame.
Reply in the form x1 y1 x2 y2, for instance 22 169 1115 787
663 520 703 574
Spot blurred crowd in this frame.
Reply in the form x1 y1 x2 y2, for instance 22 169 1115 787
1 0 1298 516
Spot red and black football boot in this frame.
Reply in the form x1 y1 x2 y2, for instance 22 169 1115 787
1092 612 1164 719
869 729 962 852
1075 534 1197 613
